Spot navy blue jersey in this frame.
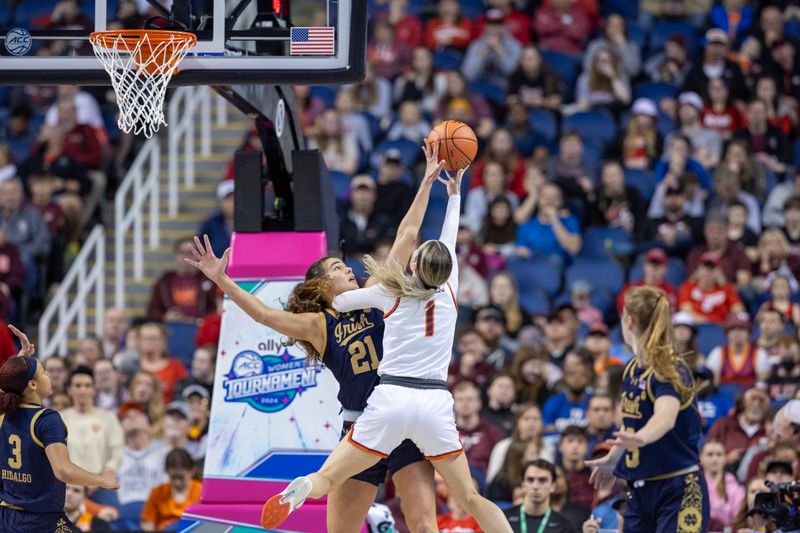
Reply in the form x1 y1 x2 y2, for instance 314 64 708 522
320 307 385 412
0 404 68 512
614 359 702 481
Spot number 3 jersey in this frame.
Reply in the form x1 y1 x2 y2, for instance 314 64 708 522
0 404 68 512
320 307 385 413
614 359 702 481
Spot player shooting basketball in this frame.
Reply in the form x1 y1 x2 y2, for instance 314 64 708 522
186 140 449 532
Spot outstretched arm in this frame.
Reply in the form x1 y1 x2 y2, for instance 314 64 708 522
46 443 118 489
333 285 394 313
366 139 445 288
439 167 466 286
186 235 326 354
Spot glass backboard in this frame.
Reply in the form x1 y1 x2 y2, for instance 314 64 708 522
0 0 366 85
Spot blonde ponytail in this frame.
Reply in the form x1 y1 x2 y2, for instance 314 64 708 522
363 240 453 301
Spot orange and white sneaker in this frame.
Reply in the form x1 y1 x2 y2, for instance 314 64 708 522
260 476 313 530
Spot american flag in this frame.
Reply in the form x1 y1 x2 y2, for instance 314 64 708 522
290 27 335 55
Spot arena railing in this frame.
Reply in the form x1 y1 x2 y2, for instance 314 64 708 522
38 86 228 357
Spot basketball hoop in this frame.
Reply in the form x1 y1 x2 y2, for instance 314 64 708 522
90 29 197 138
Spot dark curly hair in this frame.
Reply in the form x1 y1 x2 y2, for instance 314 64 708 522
284 256 338 363
0 357 33 416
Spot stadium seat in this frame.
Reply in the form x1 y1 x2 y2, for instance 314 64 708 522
562 110 617 148
793 139 800 168
695 324 727 356
623 167 656 201
627 24 646 48
529 109 558 143
345 256 368 281
591 289 616 318
566 258 625 295
329 171 352 203
649 20 697 55
579 140 605 175
504 257 562 297
580 227 633 259
633 82 679 104
434 49 464 71
166 322 199 368
309 85 338 108
370 139 420 169
785 20 800 39
601 0 639 22
519 289 552 316
469 81 507 106
460 0 488 20
361 111 382 143
542 51 580 98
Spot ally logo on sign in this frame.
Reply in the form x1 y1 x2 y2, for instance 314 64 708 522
223 350 320 413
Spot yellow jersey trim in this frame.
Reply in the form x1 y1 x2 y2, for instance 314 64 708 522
29 408 46 448
318 312 328 353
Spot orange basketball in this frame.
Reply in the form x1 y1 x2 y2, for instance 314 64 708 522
427 120 478 172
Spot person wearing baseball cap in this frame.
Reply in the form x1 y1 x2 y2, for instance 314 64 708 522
340 174 393 256
705 311 771 388
683 27 747 105
617 248 677 313
665 91 722 168
375 149 414 227
738 400 800 482
678 250 746 325
584 323 623 376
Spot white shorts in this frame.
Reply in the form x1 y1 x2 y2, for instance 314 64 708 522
347 384 463 460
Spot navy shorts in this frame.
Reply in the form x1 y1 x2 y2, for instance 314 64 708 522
623 470 710 533
0 506 75 533
341 421 425 486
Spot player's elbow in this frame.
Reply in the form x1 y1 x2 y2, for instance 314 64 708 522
52 464 69 483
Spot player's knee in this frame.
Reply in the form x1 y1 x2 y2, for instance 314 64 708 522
455 487 483 512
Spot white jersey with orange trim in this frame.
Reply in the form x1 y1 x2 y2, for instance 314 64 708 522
333 194 461 382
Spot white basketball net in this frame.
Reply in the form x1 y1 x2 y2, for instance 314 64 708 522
90 31 196 138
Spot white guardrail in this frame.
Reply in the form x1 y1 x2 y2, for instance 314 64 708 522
38 86 228 357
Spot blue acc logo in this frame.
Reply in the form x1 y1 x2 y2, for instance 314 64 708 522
4 28 32 56
223 350 320 413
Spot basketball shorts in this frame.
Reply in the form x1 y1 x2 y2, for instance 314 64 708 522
347 383 463 461
0 506 76 533
341 421 424 486
623 469 710 533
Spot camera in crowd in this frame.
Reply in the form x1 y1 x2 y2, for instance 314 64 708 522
750 480 800 532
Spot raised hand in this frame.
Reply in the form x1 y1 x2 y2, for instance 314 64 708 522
439 166 467 196
609 430 647 450
421 138 446 185
9 325 34 357
184 235 231 284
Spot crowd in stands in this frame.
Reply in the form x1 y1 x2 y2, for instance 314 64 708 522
4 0 800 531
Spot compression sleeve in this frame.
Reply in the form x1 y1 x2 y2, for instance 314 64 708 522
439 194 461 287
333 285 395 313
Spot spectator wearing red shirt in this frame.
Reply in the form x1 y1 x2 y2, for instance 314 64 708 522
437 487 483 533
686 213 752 289
387 0 422 49
702 77 743 141
147 238 217 324
58 99 103 170
0 319 18 367
532 0 591 56
367 20 411 80
706 313 771 389
679 251 745 325
557 425 594 510
473 0 531 45
617 248 677 313
0 223 24 322
707 387 769 467
468 129 526 197
137 322 188 402
423 0 472 51
453 381 505 475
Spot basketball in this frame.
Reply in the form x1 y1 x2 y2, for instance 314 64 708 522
427 120 478 172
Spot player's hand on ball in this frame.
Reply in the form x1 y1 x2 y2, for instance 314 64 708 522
9 324 34 357
99 469 120 490
439 167 467 196
184 235 231 284
421 138 445 185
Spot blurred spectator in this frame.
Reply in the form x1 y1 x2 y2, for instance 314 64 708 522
701 439 745 532
617 248 677 312
0 222 23 321
0 106 38 163
621 98 660 170
684 29 747 104
51 99 103 170
730 476 770 531
701 77 742 140
64 484 112 532
587 160 645 234
44 86 105 131
453 381 505 475
423 0 472 51
101 308 128 359
654 135 712 197
764 335 800 407
386 0 422 49
543 309 578 367
340 175 393 256
487 438 540 502
307 109 359 175
462 10 523 87
707 387 769 467
128 371 166 439
488 272 531 338
94 359 124 412
673 312 700 363
709 0 754 39
584 14 640 78
62 367 124 474
727 200 759 256
367 20 411 80
449 327 493 388
174 345 216 401
487 403 552 482
751 228 800 295
386 100 431 143
575 46 631 112
763 172 800 229
760 275 800 327
716 138 767 207
147 238 217 323
465 162 519 233
667 92 722 169
568 280 602 327
182 385 210 460
163 401 205 462
437 478 483 532
374 150 414 227
117 403 168 509
686 213 752 288
474 0 530 45
199 181 234 258
140 448 202 531
482 372 516 434
709 167 761 235
508 45 563 112
544 132 595 208
734 99 790 177
754 76 796 137
644 34 691 86
583 324 622 376
44 356 68 397
706 313 770 388
678 251 745 324
0 178 50 291
584 394 615 455
738 399 800 482
482 196 518 260
352 63 392 119
138 322 188 402
515 183 582 263
643 181 704 257
76 337 105 369
471 129 526 197
503 459 578 533
335 87 373 152
0 144 15 183
542 352 592 431
755 306 785 362
765 39 800 104
508 346 559 406
782 195 800 256
694 366 734 434
533 0 590 56
475 305 517 369
394 47 447 113
457 226 490 278
436 71 495 137
557 426 593 510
